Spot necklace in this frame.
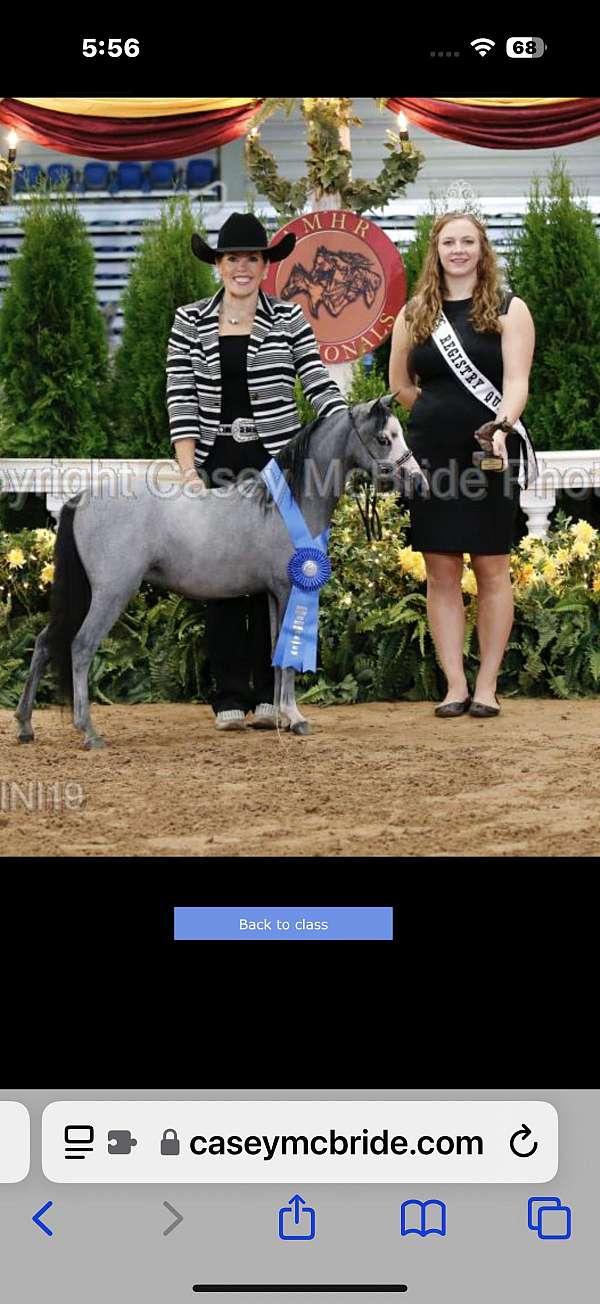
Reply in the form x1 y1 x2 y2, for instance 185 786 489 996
220 303 254 328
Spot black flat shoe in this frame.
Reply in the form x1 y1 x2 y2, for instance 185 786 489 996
434 695 472 718
469 694 501 717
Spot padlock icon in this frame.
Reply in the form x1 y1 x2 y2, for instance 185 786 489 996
160 1128 180 1156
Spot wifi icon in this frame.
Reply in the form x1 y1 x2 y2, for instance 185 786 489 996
471 36 496 56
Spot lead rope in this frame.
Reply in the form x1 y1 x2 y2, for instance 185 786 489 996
355 478 383 543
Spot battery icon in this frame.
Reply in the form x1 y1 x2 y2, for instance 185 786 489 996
507 37 546 58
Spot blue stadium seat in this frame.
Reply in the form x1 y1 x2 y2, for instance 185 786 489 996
148 160 178 190
14 164 44 192
83 162 111 191
185 158 215 189
47 163 75 190
114 162 147 192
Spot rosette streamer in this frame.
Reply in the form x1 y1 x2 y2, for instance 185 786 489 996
260 460 331 672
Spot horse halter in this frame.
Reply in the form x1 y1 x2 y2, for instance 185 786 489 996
348 406 412 543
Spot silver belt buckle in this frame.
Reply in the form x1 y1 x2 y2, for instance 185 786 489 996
231 417 258 443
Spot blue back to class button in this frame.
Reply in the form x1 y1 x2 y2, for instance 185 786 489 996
174 907 394 941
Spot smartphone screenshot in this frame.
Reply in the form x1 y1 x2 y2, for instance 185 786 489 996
0 22 597 1302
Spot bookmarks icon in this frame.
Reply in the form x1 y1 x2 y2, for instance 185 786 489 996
401 1199 447 1237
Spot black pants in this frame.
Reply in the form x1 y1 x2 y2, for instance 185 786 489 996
202 436 274 715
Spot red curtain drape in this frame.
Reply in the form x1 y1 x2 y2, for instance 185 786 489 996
387 98 600 149
0 99 262 159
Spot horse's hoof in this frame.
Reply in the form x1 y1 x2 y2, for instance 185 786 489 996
82 735 106 750
291 720 311 736
16 730 34 743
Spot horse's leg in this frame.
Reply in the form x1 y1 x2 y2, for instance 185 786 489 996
14 623 52 742
267 590 287 731
71 584 141 749
280 665 311 736
270 586 311 736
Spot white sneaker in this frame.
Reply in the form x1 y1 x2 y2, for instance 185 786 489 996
249 702 278 730
215 709 246 731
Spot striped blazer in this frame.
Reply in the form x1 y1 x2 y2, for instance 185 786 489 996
166 286 347 465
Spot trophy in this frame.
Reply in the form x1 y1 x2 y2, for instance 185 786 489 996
473 419 514 472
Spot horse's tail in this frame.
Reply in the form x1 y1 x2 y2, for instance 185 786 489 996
46 495 92 706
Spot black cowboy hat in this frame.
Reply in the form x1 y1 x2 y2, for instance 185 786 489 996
191 212 296 265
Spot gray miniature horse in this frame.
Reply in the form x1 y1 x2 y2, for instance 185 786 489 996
14 396 426 748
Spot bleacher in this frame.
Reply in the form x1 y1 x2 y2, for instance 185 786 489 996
12 156 219 197
2 188 600 353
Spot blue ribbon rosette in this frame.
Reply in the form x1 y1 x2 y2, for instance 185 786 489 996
260 460 331 672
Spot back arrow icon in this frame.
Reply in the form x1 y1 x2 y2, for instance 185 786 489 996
163 1202 184 1236
510 1124 539 1158
32 1201 54 1237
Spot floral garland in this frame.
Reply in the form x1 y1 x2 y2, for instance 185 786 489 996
245 98 424 221
0 156 18 205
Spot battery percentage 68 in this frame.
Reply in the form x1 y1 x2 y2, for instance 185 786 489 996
506 37 547 58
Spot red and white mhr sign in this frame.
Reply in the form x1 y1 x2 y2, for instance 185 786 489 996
264 210 406 364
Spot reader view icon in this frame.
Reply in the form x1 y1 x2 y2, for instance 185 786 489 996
278 1194 316 1241
401 1199 447 1237
528 1196 572 1240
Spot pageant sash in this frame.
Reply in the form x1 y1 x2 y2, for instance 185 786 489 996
260 459 331 672
431 311 538 488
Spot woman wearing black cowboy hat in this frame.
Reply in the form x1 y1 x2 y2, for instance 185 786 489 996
166 212 347 730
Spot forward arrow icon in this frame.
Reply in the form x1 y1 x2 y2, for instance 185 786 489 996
163 1202 184 1236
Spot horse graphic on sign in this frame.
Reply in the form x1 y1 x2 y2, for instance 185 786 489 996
280 245 383 319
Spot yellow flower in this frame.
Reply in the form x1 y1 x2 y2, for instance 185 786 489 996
593 576 600 592
571 538 591 560
461 569 478 595
409 552 427 583
397 546 416 572
555 547 571 566
570 519 597 544
531 545 547 566
542 560 558 584
340 592 353 606
397 546 426 582
515 562 535 588
6 547 26 568
31 528 56 553
519 535 538 552
40 562 55 585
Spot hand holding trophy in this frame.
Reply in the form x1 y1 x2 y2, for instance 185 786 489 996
473 419 515 472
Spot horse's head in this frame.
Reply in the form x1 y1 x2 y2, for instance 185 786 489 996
348 395 428 493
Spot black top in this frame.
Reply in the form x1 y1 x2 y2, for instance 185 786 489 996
406 292 515 475
218 335 253 424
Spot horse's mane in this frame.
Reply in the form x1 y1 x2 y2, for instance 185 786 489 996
255 415 324 511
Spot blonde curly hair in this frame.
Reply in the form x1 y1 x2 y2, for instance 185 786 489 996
405 212 505 345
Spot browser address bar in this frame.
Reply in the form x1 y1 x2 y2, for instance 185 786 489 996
41 1100 559 1183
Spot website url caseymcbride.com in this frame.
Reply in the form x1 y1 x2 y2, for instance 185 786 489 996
188 1129 484 1160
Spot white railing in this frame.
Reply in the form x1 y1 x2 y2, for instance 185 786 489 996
1 451 600 538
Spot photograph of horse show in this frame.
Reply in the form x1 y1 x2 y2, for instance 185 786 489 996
1 96 600 859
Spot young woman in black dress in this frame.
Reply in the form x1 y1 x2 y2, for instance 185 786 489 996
389 211 535 718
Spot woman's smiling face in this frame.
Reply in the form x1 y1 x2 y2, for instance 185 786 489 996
217 251 269 299
437 217 481 280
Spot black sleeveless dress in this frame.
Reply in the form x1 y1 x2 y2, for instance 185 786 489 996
405 292 521 555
